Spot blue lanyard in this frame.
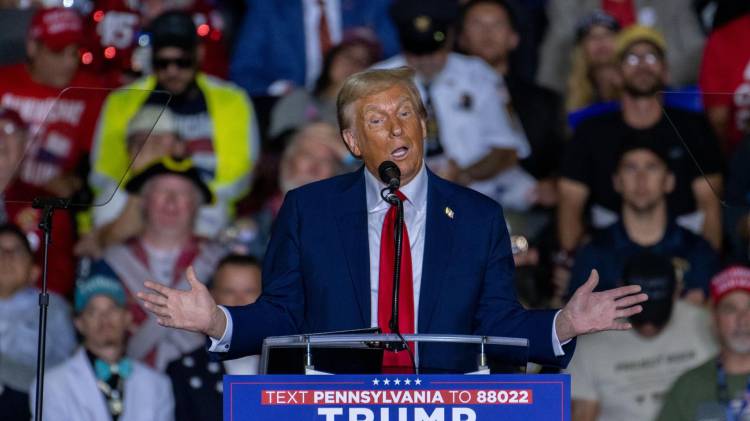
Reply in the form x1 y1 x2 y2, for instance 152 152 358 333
717 360 750 420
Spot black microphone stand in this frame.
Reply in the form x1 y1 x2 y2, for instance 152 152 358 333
384 190 404 337
380 186 417 373
31 197 71 421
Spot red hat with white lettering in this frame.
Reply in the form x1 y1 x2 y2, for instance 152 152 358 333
28 7 83 51
710 266 750 305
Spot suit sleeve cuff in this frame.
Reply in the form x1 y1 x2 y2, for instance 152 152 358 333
552 310 571 356
208 305 233 353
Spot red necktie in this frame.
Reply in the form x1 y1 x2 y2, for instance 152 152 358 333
318 0 333 57
377 190 415 373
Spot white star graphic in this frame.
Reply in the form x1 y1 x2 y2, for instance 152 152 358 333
383 378 391 385
414 378 422 385
372 379 379 386
394 379 401 385
404 379 411 385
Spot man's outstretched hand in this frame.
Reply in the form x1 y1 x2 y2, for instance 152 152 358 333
555 269 648 343
137 266 227 339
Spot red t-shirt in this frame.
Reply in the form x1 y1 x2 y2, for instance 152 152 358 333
81 0 142 86
0 64 104 187
602 0 637 27
699 13 750 150
3 180 77 298
81 0 229 85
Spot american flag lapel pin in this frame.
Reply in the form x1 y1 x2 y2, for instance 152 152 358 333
445 206 454 219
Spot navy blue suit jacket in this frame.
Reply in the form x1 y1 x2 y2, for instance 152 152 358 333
229 0 400 96
219 168 575 372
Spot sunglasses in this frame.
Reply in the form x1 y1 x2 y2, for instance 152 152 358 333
153 57 194 70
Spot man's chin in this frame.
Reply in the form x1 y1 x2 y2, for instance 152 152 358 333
624 82 663 98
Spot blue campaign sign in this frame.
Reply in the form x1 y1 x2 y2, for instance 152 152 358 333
224 374 570 421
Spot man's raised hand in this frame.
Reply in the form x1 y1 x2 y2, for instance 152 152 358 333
555 269 648 342
137 266 227 339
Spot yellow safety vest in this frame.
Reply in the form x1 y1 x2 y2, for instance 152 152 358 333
91 73 255 199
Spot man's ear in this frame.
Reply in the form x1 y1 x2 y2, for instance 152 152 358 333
508 31 520 51
342 129 362 158
74 315 83 335
420 118 427 140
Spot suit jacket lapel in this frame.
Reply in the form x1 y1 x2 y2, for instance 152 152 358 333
419 171 455 333
334 168 370 326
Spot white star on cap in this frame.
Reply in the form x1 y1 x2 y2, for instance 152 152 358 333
394 379 401 385
404 379 411 385
383 378 390 385
372 379 380 385
414 378 422 385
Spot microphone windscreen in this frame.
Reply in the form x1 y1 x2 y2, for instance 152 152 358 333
378 161 401 187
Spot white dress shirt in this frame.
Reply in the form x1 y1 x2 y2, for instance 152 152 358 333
209 164 568 361
365 162 427 330
302 0 342 89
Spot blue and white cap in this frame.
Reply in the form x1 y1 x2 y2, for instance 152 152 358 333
74 275 127 313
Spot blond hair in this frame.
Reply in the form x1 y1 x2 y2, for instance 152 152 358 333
565 45 622 112
565 45 596 112
336 67 427 133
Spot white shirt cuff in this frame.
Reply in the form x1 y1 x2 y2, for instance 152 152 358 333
552 310 571 357
207 305 233 353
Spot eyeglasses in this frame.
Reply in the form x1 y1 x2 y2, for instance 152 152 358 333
153 57 194 70
623 52 661 67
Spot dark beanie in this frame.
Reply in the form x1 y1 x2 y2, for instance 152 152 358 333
150 11 198 53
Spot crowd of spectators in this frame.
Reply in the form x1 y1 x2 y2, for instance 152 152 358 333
2 0 750 420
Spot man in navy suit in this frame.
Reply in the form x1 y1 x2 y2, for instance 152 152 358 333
230 0 400 96
139 68 647 372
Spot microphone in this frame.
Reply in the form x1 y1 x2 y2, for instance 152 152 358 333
378 161 401 190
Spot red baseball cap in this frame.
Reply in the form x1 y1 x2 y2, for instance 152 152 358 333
28 7 83 51
710 266 750 305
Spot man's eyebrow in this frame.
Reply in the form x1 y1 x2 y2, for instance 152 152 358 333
396 97 412 107
362 96 412 113
362 104 384 113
